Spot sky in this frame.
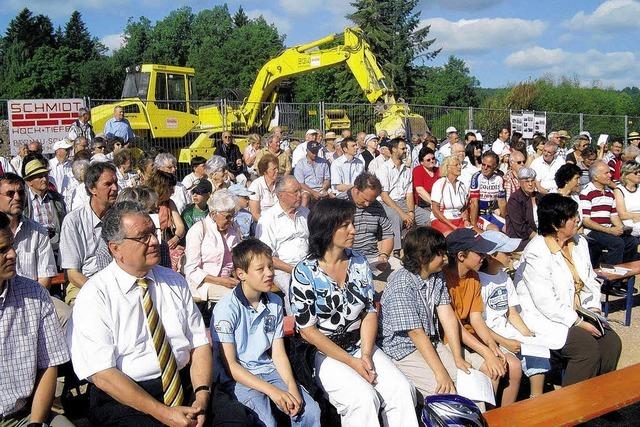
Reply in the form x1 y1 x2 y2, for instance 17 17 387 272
1 0 640 89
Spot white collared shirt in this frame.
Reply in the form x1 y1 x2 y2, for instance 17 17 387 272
248 176 279 212
255 203 309 266
530 155 565 192
375 158 413 201
14 217 57 280
59 202 103 277
67 262 209 382
48 157 74 199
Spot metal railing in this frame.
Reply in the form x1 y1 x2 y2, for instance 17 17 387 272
2 98 640 158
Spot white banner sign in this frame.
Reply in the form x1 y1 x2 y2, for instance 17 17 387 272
510 111 546 139
7 98 85 154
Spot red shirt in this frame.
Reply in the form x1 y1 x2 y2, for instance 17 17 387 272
608 157 622 181
412 165 440 207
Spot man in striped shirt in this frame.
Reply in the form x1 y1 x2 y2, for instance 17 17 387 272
580 160 639 267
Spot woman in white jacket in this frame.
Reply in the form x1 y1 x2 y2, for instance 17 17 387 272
514 193 621 386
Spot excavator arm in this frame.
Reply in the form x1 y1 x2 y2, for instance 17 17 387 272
241 27 396 128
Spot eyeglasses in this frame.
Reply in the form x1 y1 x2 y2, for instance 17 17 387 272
95 146 105 150
513 160 525 165
123 230 158 246
222 135 232 139
215 212 235 220
424 157 435 162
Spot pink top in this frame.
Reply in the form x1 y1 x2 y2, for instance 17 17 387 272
183 214 241 299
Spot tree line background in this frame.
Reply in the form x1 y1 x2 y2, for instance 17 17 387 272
1 0 639 120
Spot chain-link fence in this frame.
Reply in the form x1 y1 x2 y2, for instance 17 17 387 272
2 98 640 160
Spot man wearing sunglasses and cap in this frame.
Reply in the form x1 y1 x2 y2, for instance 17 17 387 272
293 140 330 208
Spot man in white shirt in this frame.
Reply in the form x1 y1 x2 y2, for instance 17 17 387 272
376 137 429 252
60 162 118 305
48 139 75 200
155 153 189 213
368 139 392 175
435 126 458 164
255 176 309 309
492 127 511 156
291 129 318 168
10 143 27 176
67 201 214 427
530 141 565 194
330 137 365 192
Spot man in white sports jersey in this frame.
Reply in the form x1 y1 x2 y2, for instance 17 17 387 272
469 151 507 232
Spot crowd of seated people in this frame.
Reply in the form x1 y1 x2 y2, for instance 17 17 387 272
1 122 636 426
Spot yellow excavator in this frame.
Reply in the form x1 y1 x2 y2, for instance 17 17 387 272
90 27 428 162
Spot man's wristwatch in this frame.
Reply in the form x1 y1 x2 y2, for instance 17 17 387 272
194 385 211 394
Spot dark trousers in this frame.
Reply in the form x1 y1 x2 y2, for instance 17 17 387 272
559 325 622 387
587 230 639 265
89 369 251 427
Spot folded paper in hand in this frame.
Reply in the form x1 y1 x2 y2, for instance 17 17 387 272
456 368 495 406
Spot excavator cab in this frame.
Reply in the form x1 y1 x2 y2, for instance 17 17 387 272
91 64 199 139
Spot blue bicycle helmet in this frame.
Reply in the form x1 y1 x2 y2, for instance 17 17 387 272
422 394 487 427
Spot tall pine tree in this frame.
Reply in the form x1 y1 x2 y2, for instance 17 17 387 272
347 0 440 98
62 11 101 57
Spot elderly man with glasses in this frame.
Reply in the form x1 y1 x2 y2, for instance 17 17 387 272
255 176 309 313
504 150 526 200
505 167 540 248
66 201 224 427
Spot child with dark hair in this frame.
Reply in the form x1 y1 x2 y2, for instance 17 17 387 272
211 238 321 427
379 226 471 399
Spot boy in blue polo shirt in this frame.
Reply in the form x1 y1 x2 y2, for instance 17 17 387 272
211 239 321 427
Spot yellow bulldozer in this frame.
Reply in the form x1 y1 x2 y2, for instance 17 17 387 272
90 27 429 162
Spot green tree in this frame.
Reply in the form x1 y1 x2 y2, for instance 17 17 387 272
145 7 194 65
347 0 440 97
189 15 283 99
61 11 103 57
233 6 250 28
411 56 480 106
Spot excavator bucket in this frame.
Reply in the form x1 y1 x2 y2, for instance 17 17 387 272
323 109 351 132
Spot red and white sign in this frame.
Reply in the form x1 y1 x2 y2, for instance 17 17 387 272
7 99 85 154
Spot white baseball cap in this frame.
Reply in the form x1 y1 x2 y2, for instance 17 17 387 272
305 129 318 136
53 139 73 151
446 126 458 134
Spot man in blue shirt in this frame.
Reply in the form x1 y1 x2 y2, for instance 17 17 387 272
104 106 135 143
211 239 320 427
330 137 364 193
293 141 331 207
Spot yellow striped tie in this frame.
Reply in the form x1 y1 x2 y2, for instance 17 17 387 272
137 278 184 407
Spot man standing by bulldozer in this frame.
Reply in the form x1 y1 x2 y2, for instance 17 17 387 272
104 106 135 144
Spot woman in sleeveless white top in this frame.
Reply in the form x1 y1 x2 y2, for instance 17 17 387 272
613 160 640 236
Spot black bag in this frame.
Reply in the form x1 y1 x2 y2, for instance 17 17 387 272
287 334 320 398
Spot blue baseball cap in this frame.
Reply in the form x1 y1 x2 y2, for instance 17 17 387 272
446 228 497 255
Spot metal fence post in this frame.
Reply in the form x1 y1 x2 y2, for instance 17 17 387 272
625 115 629 145
579 113 583 133
319 101 325 134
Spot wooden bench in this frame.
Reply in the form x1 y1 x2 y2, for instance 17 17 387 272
483 363 640 426
595 259 640 326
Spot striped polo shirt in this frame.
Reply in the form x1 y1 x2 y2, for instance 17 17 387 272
579 182 616 232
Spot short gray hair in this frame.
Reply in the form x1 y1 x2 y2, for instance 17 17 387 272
154 152 177 169
207 189 237 212
78 107 90 116
275 175 298 195
71 159 89 182
518 167 537 180
589 160 607 180
204 155 227 175
624 145 639 159
547 131 559 139
101 201 148 243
